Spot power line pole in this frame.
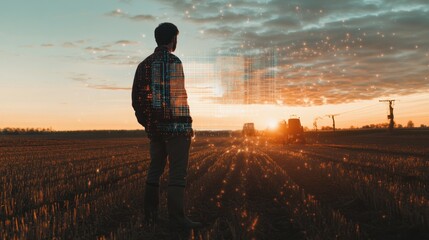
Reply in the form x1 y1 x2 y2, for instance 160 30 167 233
379 99 395 131
326 114 339 132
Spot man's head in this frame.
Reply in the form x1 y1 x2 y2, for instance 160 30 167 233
155 22 179 52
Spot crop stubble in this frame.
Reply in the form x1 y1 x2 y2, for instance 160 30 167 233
0 132 428 239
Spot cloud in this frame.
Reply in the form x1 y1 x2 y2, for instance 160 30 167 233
114 40 139 46
263 16 302 29
79 39 142 65
62 40 89 48
62 42 76 48
41 43 54 47
105 9 155 21
129 15 156 21
89 84 131 90
84 40 139 52
85 46 108 53
69 73 130 91
106 9 125 17
152 0 429 106
70 73 91 83
188 11 264 24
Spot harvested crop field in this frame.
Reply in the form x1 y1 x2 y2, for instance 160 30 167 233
1 129 428 239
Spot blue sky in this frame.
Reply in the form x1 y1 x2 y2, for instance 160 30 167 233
1 0 428 130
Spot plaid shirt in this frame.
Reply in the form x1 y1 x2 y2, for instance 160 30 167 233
132 46 193 138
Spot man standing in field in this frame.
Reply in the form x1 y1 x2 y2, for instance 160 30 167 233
132 22 202 233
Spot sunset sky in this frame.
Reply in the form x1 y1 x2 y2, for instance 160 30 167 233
1 0 428 130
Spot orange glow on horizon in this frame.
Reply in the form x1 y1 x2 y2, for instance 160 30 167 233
266 119 279 130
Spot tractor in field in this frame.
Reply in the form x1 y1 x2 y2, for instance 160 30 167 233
280 117 306 144
242 123 256 137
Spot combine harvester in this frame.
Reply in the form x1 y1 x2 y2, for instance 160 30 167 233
280 117 306 144
242 122 256 137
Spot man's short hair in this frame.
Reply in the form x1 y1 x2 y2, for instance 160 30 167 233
155 22 179 46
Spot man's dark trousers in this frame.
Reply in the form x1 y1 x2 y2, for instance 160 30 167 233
146 135 191 187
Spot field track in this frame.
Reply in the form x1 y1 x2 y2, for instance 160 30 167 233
0 130 428 239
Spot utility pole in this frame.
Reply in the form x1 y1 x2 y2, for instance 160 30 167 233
379 99 395 131
326 114 339 132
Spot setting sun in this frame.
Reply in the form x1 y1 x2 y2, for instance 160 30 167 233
266 119 278 130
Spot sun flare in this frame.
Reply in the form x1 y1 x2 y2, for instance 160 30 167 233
266 119 278 130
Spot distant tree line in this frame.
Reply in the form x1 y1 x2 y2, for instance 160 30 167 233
320 120 428 131
361 120 427 129
360 122 393 129
0 127 54 135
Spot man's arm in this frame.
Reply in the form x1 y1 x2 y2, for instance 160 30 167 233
132 63 151 127
169 61 191 120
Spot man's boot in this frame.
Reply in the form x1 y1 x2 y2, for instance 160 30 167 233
167 186 202 231
144 184 159 226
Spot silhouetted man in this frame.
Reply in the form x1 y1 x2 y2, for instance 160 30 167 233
132 22 202 233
